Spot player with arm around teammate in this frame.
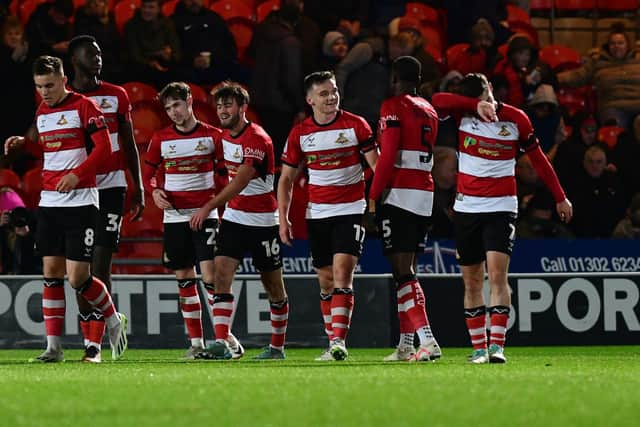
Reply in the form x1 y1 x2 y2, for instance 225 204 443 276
431 73 573 363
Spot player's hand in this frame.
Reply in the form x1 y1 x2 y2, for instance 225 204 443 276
189 206 211 231
151 188 172 210
4 136 25 155
477 100 498 122
56 173 80 193
279 220 293 247
129 187 145 221
557 198 573 223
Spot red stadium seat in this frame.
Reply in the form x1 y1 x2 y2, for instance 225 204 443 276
507 4 530 24
122 81 158 103
210 0 255 21
161 0 179 16
418 24 444 55
596 0 637 10
227 17 255 62
0 169 21 191
18 0 48 25
446 43 470 67
597 126 625 149
555 0 596 10
257 0 279 22
187 83 208 102
192 100 219 126
131 100 167 145
405 2 440 26
539 45 582 71
557 87 588 116
424 44 444 71
530 0 552 10
21 168 42 209
114 0 140 34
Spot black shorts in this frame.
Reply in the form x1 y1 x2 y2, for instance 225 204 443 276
454 211 517 265
36 205 98 262
378 204 430 255
307 214 365 268
96 187 126 252
215 220 282 272
163 219 218 270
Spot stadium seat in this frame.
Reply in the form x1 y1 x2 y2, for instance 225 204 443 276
555 0 596 11
0 169 21 191
531 17 551 47
122 81 158 103
187 83 208 102
506 4 531 24
597 126 625 149
18 0 48 25
257 0 279 22
131 100 166 145
114 0 140 34
192 100 219 126
552 18 594 54
530 0 552 10
73 0 87 9
445 43 469 68
424 44 444 72
405 2 440 26
210 0 255 21
539 45 582 71
161 0 179 16
557 87 588 116
20 168 42 209
227 17 255 62
596 0 637 11
418 25 444 56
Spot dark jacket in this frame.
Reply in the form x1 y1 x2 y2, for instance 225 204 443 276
124 11 181 66
74 8 122 79
25 3 73 56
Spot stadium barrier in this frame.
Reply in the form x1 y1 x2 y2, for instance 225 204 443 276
0 273 638 349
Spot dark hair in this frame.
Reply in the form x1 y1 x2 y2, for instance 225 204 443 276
458 73 489 98
212 81 250 106
33 56 64 76
304 70 335 94
53 0 74 18
608 22 631 46
68 35 97 58
158 82 191 103
392 56 421 85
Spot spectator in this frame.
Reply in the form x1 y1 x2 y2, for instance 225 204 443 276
172 0 241 85
304 0 369 37
0 188 38 274
74 0 123 82
526 84 567 156
493 35 553 108
249 0 306 161
566 145 627 238
448 19 497 76
558 23 640 129
608 117 640 199
516 189 575 239
124 0 182 88
553 112 599 187
25 0 74 57
320 30 349 69
393 16 441 84
0 16 36 160
612 193 640 239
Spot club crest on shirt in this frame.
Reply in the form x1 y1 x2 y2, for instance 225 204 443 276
498 125 511 137
194 140 208 152
56 115 68 125
100 98 113 109
335 132 349 144
233 147 242 159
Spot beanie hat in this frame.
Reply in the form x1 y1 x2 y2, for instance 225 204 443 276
323 31 346 57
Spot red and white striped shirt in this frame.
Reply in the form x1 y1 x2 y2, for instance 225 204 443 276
370 94 438 216
144 122 225 223
222 122 278 227
78 81 132 190
36 92 111 208
282 110 375 219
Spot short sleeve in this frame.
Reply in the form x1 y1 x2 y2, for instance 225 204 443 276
242 133 268 168
82 98 108 134
281 125 302 167
117 86 133 122
355 115 375 153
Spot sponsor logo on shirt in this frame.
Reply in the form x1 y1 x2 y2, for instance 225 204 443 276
244 147 265 159
463 136 477 148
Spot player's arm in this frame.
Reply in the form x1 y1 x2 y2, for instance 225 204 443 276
58 111 111 193
190 164 254 231
142 135 172 210
369 115 400 204
4 124 39 155
119 114 144 220
213 132 229 219
277 163 299 246
431 93 497 122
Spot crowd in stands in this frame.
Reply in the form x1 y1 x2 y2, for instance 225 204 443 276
1 0 639 273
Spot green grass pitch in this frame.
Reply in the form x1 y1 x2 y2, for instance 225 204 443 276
0 346 638 427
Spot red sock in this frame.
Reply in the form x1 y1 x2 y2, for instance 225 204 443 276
402 279 431 330
43 279 65 337
489 306 510 347
178 280 203 342
270 299 288 350
464 306 487 350
89 312 106 349
79 313 91 347
212 293 234 340
320 293 333 342
79 276 116 319
331 289 354 341
396 282 415 347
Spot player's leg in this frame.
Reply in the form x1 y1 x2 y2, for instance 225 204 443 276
455 212 489 364
67 206 127 360
483 212 516 363
253 225 288 359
